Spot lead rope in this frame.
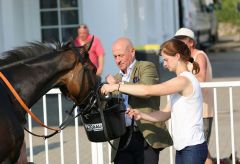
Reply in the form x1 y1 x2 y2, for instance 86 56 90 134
23 89 97 139
24 89 98 139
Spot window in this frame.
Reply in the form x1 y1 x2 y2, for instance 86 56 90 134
40 0 79 42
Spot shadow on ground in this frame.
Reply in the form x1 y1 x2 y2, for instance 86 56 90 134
27 141 66 156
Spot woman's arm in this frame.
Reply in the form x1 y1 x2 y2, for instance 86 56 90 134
101 75 189 97
126 103 171 122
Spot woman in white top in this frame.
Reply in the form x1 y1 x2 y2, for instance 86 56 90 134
174 27 214 164
101 38 208 164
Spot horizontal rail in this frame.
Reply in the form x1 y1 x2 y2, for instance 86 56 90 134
200 81 240 88
27 80 240 164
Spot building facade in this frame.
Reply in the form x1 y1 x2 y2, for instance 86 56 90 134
0 0 178 77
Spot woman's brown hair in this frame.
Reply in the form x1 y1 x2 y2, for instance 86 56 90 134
160 38 200 74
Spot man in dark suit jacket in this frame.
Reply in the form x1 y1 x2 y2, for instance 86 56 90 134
106 37 173 164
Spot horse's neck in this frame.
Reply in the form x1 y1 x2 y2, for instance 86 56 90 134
3 51 76 107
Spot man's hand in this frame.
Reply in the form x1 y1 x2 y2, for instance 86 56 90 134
105 74 119 84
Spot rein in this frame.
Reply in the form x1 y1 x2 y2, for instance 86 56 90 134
0 71 98 139
0 72 60 132
40 87 98 139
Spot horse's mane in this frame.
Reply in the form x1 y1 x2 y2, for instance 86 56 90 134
0 41 68 67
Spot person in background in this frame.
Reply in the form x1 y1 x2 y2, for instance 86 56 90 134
101 38 208 164
105 37 172 164
174 27 214 164
74 24 105 76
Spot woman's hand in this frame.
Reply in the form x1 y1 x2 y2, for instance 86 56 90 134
126 108 142 120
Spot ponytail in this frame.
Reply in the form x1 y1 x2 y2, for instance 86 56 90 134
161 38 200 74
190 58 200 74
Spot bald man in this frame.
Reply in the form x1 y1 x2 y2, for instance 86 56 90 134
105 37 172 164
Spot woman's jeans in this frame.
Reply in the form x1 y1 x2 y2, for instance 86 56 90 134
175 142 208 164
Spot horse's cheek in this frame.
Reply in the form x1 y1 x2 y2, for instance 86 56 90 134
69 81 80 96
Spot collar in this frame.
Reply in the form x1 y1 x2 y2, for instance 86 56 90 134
119 59 136 77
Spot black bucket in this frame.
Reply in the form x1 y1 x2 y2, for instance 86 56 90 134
80 97 126 142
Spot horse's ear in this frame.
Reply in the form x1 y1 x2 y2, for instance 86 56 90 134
63 37 74 49
84 36 94 51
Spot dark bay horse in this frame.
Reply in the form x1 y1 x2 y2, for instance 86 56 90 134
0 39 99 163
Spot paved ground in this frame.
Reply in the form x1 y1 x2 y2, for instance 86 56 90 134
25 39 240 164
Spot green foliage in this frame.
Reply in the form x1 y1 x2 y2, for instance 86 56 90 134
215 0 240 26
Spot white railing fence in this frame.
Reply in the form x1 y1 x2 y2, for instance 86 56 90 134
25 81 240 164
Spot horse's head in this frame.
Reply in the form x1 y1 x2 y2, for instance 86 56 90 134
58 37 100 105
